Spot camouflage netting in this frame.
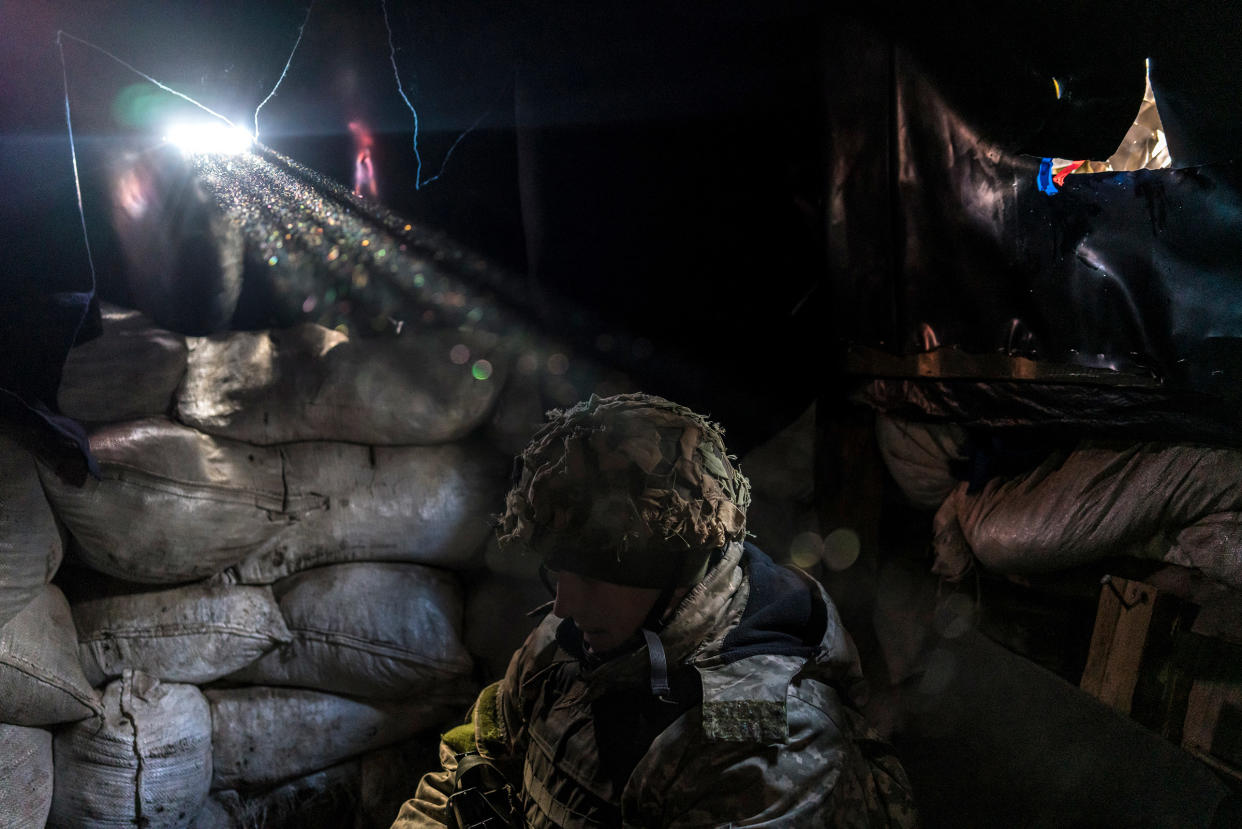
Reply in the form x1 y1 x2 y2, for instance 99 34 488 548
498 393 751 588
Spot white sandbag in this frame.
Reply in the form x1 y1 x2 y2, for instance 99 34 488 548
176 324 506 445
1165 513 1242 590
358 737 442 829
875 414 969 510
227 562 471 698
58 302 188 423
484 358 549 456
200 761 360 828
463 572 549 681
73 583 291 686
109 144 244 335
36 418 326 583
0 431 63 628
206 685 467 790
0 584 101 726
225 439 506 583
933 441 1242 587
0 723 53 829
50 670 212 829
187 794 233 829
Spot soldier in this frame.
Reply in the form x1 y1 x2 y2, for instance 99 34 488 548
391 393 918 828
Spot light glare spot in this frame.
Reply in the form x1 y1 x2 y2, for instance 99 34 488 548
789 532 824 569
450 344 471 365
472 359 493 380
822 528 861 571
517 352 539 374
164 122 253 156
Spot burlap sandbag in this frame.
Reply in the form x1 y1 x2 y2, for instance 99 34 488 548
932 441 1242 586
484 359 550 457
206 685 468 790
0 584 101 726
50 670 212 829
875 414 969 510
228 562 471 698
58 302 188 423
225 439 506 583
0 431 63 628
73 583 291 686
0 723 53 829
463 571 549 682
199 760 361 829
187 795 233 829
176 324 506 445
37 418 326 583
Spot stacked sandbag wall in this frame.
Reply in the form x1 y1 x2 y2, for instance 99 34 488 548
0 302 617 827
873 412 1242 589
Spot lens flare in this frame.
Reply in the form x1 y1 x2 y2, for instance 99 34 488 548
164 122 254 156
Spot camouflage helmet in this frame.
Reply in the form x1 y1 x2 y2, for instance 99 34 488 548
497 393 750 589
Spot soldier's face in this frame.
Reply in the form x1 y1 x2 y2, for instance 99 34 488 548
550 569 661 653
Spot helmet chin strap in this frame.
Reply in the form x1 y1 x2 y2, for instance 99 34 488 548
638 548 693 699
641 628 672 698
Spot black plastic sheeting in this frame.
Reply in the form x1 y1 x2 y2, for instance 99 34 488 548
860 379 1242 448
826 12 1242 411
9 2 1242 458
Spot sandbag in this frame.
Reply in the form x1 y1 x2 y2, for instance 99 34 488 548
933 441 1242 587
228 562 471 698
0 584 101 726
109 144 244 335
176 324 506 445
200 761 361 829
875 414 969 510
50 670 212 829
358 737 442 829
188 795 233 829
36 418 326 583
57 302 188 423
484 359 550 457
1165 513 1242 589
225 439 506 583
73 583 291 686
0 724 53 829
206 685 468 790
0 431 63 628
463 572 549 681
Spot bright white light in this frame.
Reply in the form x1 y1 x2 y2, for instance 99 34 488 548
163 122 253 156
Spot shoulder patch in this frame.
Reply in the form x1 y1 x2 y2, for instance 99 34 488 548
701 699 788 743
696 653 802 743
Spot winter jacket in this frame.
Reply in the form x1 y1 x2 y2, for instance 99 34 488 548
391 541 917 828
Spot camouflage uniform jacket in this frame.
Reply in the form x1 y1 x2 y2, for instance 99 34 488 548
392 542 916 828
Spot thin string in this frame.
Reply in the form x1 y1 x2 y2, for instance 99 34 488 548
55 30 239 128
254 2 315 141
55 30 98 348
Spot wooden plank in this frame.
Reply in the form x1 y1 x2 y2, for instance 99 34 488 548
1080 579 1124 696
1081 577 1156 715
